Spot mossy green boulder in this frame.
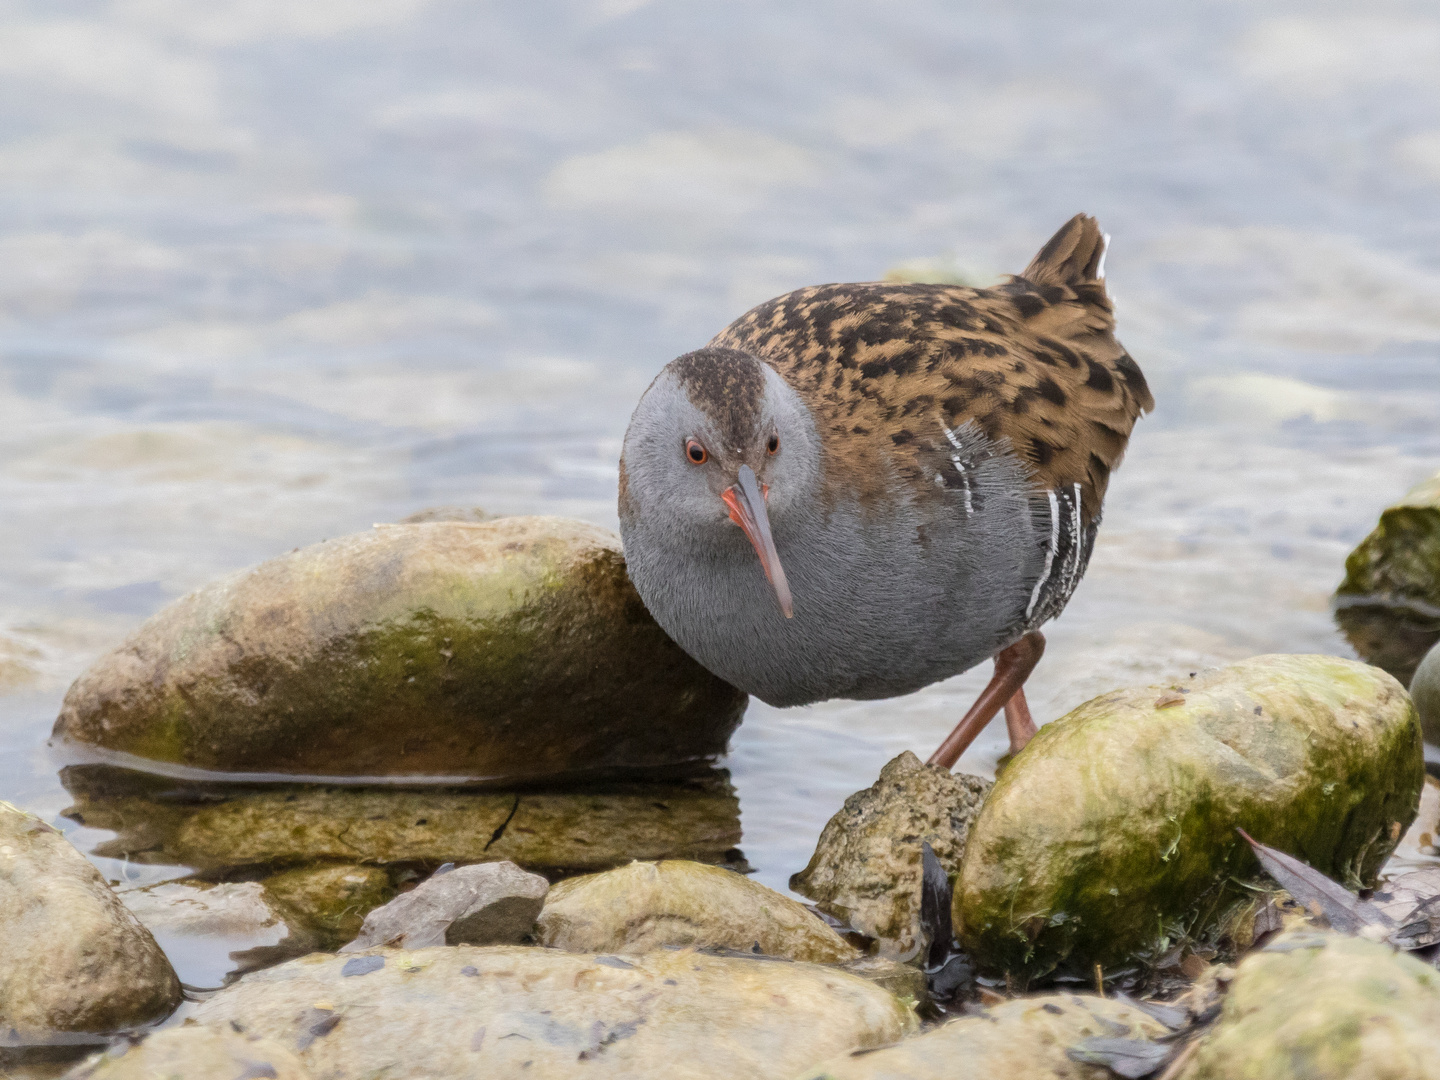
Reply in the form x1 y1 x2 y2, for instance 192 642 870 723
52 517 746 779
955 654 1422 981
1179 931 1440 1079
1335 470 1440 686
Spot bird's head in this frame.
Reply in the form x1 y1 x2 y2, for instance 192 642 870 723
619 347 821 619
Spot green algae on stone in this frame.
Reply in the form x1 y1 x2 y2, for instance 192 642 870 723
1335 470 1440 686
52 517 746 779
1178 931 1440 1080
955 655 1423 982
60 764 743 875
795 992 1167 1080
261 864 396 949
192 945 915 1080
536 859 858 963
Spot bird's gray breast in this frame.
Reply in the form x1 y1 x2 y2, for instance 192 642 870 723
622 432 1061 708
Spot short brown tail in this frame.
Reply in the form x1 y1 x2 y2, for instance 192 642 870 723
1021 213 1107 288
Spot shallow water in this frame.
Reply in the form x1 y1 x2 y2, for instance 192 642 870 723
2 0 1439 987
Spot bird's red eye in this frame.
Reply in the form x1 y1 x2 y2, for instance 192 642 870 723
685 439 708 464
767 434 779 455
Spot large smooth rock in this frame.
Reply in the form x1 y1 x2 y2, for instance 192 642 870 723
193 945 916 1080
796 992 1167 1080
537 859 857 963
1179 931 1440 1079
1335 470 1440 686
1412 640 1440 746
60 765 744 874
52 517 747 779
63 1025 310 1080
790 752 990 958
342 860 547 950
956 655 1423 980
0 801 180 1040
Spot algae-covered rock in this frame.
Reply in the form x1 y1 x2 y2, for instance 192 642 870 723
1412 640 1440 746
795 992 1167 1080
1179 931 1440 1079
1335 470 1440 686
537 859 857 962
791 752 990 958
342 860 547 950
60 765 743 874
956 655 1422 980
193 945 915 1080
53 517 746 779
262 864 396 948
0 801 180 1040
63 1025 310 1080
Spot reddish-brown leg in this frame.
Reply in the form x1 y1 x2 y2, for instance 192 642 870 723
1003 686 1038 755
927 631 1046 769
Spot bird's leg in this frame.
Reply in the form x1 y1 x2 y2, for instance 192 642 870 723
1002 686 1038 756
927 631 1046 770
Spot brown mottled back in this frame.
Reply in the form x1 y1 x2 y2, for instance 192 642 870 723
709 214 1152 523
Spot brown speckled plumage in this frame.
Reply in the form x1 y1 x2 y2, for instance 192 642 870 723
709 214 1152 524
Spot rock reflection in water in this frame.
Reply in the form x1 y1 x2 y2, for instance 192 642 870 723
59 764 743 877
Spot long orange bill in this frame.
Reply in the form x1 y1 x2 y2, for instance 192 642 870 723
721 464 794 618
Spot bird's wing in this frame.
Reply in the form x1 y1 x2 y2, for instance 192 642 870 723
710 214 1152 525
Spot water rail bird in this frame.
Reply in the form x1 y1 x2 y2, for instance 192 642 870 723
618 215 1153 767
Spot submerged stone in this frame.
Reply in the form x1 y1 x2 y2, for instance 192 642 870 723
1334 470 1440 686
0 801 180 1041
62 1025 311 1080
790 751 990 958
536 859 857 963
956 654 1423 980
192 945 915 1080
261 864 396 949
59 765 744 875
796 992 1167 1080
52 517 746 780
1179 931 1440 1079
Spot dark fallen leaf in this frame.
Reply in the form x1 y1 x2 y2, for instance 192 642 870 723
1067 1036 1176 1078
1237 829 1392 936
919 840 954 971
1372 868 1440 949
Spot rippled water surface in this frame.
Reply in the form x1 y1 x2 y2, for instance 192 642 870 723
2 0 1440 984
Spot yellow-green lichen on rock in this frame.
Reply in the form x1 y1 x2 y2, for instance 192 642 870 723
795 992 1167 1080
956 655 1422 981
1335 470 1440 686
536 859 858 962
1179 931 1440 1079
261 864 396 949
790 751 990 959
52 518 746 779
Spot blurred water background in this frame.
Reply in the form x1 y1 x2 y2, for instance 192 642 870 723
1 0 1439 955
